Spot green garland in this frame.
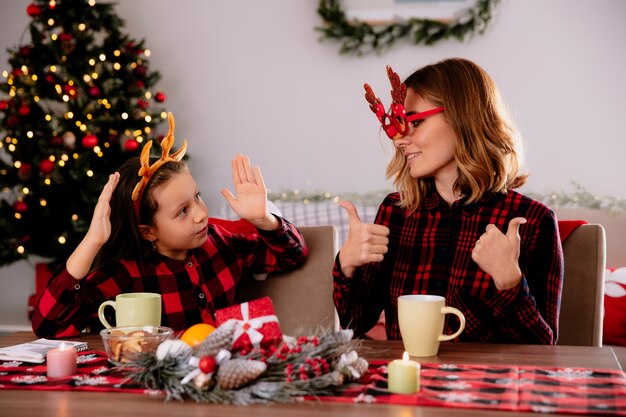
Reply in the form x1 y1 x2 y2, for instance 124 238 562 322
526 182 626 214
316 0 501 55
270 183 626 214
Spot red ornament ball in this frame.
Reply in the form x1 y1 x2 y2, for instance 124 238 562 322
198 355 217 374
63 84 77 98
0 100 9 111
26 3 42 17
133 65 147 77
124 138 139 152
81 134 98 148
49 136 63 147
155 91 166 103
14 201 28 213
137 98 149 110
6 115 19 128
39 159 54 175
18 163 32 179
88 86 101 97
18 104 31 117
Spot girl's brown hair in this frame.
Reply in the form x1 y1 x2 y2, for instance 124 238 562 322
91 157 186 271
386 58 528 212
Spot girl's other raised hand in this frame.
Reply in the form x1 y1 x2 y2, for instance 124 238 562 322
220 154 278 230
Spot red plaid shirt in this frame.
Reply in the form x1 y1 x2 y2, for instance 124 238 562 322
334 190 563 344
32 217 307 338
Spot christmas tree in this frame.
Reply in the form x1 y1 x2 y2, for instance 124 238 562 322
0 0 169 267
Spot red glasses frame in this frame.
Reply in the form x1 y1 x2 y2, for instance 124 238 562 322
364 66 444 140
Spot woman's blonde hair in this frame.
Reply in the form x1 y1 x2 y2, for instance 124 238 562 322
386 58 528 212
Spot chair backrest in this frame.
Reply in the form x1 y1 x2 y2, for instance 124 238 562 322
235 225 338 336
558 223 606 346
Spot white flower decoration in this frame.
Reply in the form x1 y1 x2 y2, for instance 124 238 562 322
605 267 626 297
155 340 191 361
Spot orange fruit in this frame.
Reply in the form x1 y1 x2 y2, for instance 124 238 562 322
180 323 216 347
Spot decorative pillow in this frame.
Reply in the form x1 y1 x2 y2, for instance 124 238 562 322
604 267 626 346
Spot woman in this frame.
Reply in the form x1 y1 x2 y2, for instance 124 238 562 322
334 58 563 344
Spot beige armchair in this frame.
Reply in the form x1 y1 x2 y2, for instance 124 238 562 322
558 223 606 347
236 225 338 336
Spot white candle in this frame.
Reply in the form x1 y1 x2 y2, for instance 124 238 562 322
47 342 77 378
388 351 420 394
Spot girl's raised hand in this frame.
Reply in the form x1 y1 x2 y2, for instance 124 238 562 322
66 172 119 280
220 155 277 230
84 172 120 248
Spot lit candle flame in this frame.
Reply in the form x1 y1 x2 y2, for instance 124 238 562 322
403 351 409 361
59 342 66 350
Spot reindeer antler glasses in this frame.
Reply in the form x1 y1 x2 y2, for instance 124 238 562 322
364 66 444 140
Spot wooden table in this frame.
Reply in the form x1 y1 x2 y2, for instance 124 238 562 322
0 332 623 417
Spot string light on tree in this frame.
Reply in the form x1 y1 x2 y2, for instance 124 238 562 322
0 0 171 265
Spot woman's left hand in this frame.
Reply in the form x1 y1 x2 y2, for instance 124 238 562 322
220 154 278 230
471 217 527 290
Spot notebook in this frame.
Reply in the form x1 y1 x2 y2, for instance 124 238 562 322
0 338 89 363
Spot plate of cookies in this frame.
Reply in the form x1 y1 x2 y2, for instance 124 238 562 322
100 325 174 365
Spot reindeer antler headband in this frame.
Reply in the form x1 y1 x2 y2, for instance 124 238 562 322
364 65 444 139
131 112 187 220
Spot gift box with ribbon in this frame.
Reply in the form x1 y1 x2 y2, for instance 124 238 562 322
214 296 282 352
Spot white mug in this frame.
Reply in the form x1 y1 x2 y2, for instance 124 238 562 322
397 294 465 357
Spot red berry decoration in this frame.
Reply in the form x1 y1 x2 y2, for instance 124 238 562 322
14 201 28 213
198 355 217 374
155 91 166 103
123 138 139 152
39 159 54 175
26 3 42 17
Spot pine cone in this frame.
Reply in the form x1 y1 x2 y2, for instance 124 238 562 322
217 359 267 390
196 320 236 356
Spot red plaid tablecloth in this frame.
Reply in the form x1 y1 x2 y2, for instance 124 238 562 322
317 360 626 416
0 351 151 395
2 354 625 415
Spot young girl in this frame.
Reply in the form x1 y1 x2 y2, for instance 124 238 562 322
334 59 563 345
32 113 307 338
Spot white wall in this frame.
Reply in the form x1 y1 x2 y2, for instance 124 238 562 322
1 0 625 325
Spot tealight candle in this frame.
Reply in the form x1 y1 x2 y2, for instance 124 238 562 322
388 351 420 394
46 342 77 378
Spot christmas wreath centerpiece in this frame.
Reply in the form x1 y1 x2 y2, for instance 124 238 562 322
123 297 369 404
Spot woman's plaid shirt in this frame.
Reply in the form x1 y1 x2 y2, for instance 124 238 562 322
334 190 563 345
